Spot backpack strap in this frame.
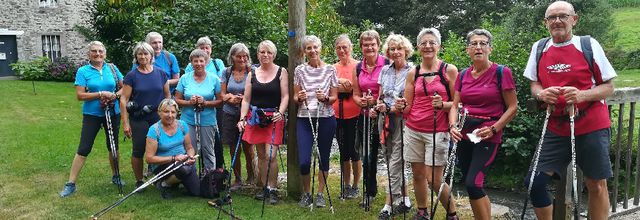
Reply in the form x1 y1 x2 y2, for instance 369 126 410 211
436 61 451 99
225 67 232 83
496 65 506 112
107 63 120 92
356 61 363 78
154 122 161 142
163 50 172 69
579 35 595 77
458 68 468 92
414 65 429 97
535 37 551 81
213 59 221 72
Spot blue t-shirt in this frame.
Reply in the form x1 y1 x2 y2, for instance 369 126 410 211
74 63 124 116
123 68 168 122
131 50 180 93
220 67 249 115
176 71 221 126
147 120 189 169
184 58 225 78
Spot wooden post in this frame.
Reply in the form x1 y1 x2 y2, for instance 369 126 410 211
286 0 305 199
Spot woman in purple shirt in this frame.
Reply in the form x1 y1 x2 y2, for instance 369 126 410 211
448 29 518 220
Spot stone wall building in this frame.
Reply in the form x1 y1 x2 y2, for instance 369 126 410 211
0 0 91 76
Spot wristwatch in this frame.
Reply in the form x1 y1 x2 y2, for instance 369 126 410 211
490 126 498 135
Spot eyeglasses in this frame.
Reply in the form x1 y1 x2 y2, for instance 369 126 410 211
419 41 438 47
544 14 574 22
467 41 490 48
90 49 105 54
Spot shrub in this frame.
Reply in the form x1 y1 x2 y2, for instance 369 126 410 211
10 57 51 81
10 56 79 82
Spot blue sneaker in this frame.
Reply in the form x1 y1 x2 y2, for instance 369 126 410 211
59 182 76 197
112 175 125 186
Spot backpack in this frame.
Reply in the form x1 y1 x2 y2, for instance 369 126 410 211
200 167 228 199
414 61 451 98
162 50 173 69
535 35 596 83
212 58 221 73
153 121 186 142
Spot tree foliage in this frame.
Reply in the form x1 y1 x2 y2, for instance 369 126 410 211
81 0 356 72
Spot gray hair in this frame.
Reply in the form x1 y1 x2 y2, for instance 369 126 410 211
157 98 179 112
334 34 352 47
132 42 155 65
196 36 212 47
466 29 493 46
545 1 576 17
303 35 322 49
86 41 106 54
145 32 163 43
189 49 208 62
226 43 252 68
258 40 277 57
417 28 442 46
382 33 414 59
359 29 381 47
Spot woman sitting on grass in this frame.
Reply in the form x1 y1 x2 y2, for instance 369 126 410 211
145 98 199 199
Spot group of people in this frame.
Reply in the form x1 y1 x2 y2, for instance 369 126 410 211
59 1 617 219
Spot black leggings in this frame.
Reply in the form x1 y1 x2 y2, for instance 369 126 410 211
456 140 500 200
153 162 200 196
358 114 379 197
77 114 120 157
337 117 359 162
130 118 157 158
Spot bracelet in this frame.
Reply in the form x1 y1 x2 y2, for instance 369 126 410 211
98 91 103 99
171 155 175 163
490 126 498 135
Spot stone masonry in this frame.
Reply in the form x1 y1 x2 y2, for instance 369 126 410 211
0 0 92 63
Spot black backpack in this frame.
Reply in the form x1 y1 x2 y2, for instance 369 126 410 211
458 64 506 117
414 61 451 98
200 168 229 199
355 57 390 78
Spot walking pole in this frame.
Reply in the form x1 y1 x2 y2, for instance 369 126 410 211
361 89 373 211
430 92 439 216
91 156 199 219
195 105 204 176
398 95 408 220
260 122 278 217
308 104 319 212
216 131 244 220
520 105 553 220
381 111 394 216
569 104 579 220
277 111 286 171
104 104 123 195
339 97 345 200
311 101 336 214
432 104 467 217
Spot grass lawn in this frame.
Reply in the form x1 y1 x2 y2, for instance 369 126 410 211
0 80 466 219
615 69 640 88
613 7 640 52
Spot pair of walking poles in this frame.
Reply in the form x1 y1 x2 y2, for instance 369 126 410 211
521 104 579 220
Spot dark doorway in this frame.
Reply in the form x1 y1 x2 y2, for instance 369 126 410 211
0 35 18 77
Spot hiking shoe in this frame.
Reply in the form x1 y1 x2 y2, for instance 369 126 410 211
341 185 351 199
347 186 360 199
255 189 266 200
359 196 375 208
268 189 279 204
155 182 172 199
59 182 76 197
135 180 145 193
378 210 391 220
111 175 125 186
298 193 312 207
412 210 430 220
315 193 326 207
230 181 242 192
143 166 153 178
391 203 412 215
446 214 459 220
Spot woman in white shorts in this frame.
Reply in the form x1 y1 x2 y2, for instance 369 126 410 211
396 28 459 220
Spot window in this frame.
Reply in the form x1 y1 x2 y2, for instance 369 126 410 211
42 35 61 60
39 0 57 7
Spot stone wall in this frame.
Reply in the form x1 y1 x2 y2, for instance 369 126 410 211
0 0 92 62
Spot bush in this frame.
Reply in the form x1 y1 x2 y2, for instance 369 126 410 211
608 48 640 70
10 56 79 82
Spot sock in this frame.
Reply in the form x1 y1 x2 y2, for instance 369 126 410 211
382 204 392 213
160 181 170 187
418 207 427 215
448 212 457 216
404 196 412 207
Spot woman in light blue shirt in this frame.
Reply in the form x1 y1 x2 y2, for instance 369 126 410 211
175 49 223 171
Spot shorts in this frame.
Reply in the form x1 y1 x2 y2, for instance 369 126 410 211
535 128 612 180
242 110 284 145
403 126 450 166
